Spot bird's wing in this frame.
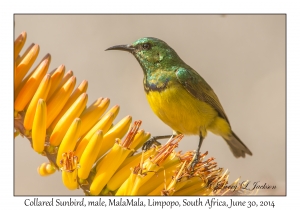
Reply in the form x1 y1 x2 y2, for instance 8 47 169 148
175 67 229 123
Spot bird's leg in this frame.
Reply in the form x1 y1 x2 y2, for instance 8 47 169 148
191 132 204 170
142 135 173 150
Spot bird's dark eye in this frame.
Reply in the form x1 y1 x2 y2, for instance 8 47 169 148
142 43 151 50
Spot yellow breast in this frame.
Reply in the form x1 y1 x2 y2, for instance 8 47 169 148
145 83 219 135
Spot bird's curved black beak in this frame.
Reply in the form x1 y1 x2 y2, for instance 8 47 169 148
105 44 135 53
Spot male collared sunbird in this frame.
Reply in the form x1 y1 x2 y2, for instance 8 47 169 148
106 37 252 163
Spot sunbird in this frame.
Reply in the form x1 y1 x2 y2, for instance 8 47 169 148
106 37 252 163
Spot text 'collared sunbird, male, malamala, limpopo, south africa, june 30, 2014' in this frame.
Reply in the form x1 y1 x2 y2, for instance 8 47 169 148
106 37 252 166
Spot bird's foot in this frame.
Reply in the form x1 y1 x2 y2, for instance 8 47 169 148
190 152 200 171
142 136 162 151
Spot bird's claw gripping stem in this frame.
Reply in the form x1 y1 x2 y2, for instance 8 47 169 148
142 136 162 150
142 135 173 151
190 152 200 171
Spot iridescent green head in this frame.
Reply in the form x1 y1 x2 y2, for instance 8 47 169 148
106 37 182 74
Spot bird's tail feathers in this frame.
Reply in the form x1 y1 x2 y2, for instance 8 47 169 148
223 131 252 158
